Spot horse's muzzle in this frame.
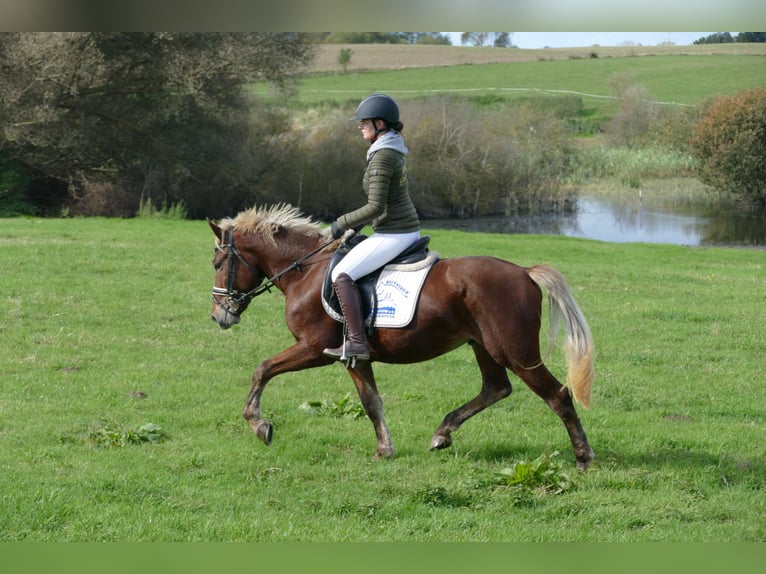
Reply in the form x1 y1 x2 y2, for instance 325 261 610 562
211 301 241 329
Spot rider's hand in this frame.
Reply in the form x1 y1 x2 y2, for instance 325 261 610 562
330 221 344 239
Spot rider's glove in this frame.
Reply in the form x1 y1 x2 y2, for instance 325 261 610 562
330 221 344 239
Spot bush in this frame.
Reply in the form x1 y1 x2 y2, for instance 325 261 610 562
274 98 577 221
0 159 35 216
690 87 766 204
404 97 575 217
605 74 700 151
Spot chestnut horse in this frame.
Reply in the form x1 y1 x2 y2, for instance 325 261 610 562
209 204 595 470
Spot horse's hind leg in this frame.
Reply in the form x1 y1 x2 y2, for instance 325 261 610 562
515 364 594 471
430 342 512 451
347 362 394 459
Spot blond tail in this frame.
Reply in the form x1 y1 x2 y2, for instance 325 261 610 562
528 265 595 408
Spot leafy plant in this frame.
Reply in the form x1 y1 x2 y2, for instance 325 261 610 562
136 196 188 220
88 421 168 448
299 393 366 419
497 450 573 495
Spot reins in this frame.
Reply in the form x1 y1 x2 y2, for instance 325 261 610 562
212 226 336 313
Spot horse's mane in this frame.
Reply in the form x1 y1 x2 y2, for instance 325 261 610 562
219 203 324 246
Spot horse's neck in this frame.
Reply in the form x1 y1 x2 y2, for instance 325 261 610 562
256 234 324 286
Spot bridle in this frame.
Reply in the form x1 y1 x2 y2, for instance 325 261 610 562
211 226 335 316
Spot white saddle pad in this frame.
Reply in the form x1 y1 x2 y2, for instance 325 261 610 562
372 251 439 328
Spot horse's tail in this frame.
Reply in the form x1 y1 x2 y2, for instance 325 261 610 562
528 265 595 408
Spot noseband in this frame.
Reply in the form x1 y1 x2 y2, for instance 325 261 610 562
212 226 335 316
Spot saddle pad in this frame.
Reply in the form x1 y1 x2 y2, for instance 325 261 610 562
373 251 438 328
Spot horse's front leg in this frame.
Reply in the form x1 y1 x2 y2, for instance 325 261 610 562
243 343 332 446
347 361 394 459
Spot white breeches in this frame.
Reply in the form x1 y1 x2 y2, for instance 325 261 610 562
331 231 421 282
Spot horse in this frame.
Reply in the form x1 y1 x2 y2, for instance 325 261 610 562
208 204 596 470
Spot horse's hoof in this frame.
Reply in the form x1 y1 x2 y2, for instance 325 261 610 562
575 448 594 471
253 420 273 445
429 434 452 450
373 446 395 460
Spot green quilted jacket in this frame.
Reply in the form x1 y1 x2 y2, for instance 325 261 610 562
336 147 420 234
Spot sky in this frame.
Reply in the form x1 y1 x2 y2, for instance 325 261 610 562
447 32 716 49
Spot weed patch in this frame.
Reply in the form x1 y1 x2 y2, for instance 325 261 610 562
87 421 168 448
299 393 366 419
497 450 574 495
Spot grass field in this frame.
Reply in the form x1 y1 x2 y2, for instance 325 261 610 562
1 216 763 541
262 44 766 116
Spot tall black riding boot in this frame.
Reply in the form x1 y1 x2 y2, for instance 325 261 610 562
323 273 370 362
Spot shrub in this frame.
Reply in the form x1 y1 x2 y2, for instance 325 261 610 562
404 97 574 217
0 159 35 216
606 78 659 147
690 87 766 204
604 74 700 151
66 176 134 217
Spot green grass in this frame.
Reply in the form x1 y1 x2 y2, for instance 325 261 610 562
0 217 764 541
266 55 766 115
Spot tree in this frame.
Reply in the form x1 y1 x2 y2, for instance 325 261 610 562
737 32 766 43
460 32 513 47
411 33 452 45
337 47 353 72
0 33 315 217
690 87 766 204
693 32 735 44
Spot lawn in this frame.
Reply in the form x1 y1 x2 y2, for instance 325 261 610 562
0 216 763 542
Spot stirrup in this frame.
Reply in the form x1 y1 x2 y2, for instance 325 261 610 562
323 339 369 368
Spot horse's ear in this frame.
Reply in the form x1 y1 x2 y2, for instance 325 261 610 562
207 218 223 241
270 222 282 235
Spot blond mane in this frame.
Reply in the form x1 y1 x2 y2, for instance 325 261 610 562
219 204 324 246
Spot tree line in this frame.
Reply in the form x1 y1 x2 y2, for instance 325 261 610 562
693 32 766 44
312 33 514 47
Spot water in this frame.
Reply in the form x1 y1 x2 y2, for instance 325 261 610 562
425 195 766 248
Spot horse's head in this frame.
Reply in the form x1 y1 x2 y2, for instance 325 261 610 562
208 219 265 329
208 204 334 329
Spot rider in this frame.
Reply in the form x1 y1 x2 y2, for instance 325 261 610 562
324 94 421 362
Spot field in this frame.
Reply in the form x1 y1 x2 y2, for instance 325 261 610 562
309 42 766 72
259 44 766 123
1 217 763 544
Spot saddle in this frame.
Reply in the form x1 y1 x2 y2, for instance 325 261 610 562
321 234 433 331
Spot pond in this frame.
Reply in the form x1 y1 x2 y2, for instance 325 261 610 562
425 195 766 248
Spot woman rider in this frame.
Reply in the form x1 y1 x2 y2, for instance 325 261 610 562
324 94 421 362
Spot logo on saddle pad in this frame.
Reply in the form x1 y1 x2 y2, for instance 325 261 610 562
321 236 439 329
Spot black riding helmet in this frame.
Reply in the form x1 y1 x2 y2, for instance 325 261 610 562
351 94 399 125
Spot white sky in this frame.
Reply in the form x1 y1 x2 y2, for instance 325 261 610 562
448 32 717 48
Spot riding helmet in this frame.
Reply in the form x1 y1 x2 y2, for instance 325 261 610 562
351 94 399 124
